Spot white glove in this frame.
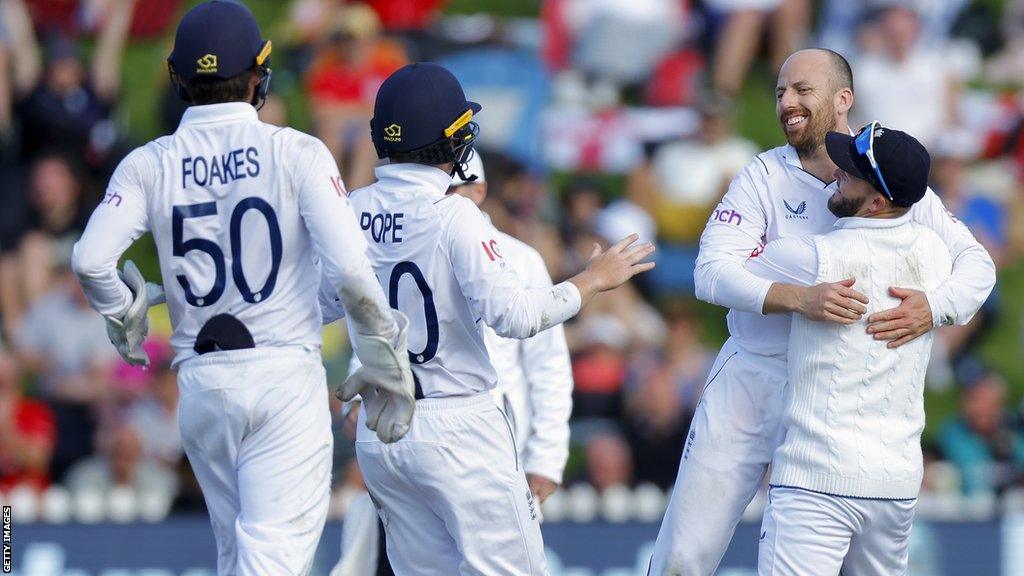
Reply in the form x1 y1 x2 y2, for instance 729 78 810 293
105 260 164 367
338 310 416 443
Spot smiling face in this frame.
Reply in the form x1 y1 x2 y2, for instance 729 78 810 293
776 50 852 156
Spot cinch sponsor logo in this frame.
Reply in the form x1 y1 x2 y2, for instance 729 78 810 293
711 209 743 226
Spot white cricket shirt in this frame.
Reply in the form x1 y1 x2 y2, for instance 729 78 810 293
694 144 995 356
73 103 392 367
747 214 953 499
323 163 582 398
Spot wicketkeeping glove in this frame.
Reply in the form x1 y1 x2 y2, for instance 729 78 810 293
105 260 165 367
338 310 416 443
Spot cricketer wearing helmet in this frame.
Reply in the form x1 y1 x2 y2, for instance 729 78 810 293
327 152 575 576
324 62 654 574
72 2 413 574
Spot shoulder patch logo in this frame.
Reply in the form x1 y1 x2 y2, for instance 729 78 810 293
383 124 402 142
783 200 806 215
196 54 218 74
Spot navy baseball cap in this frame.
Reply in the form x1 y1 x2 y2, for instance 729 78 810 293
825 123 931 207
371 63 481 158
168 1 271 82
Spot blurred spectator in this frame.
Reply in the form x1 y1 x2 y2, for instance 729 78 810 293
365 0 447 33
0 151 92 336
0 349 55 493
14 269 116 480
65 423 178 496
569 313 630 422
927 137 1005 386
125 341 181 466
622 308 712 488
852 4 961 149
480 153 565 278
706 0 810 97
5 0 135 171
818 0 973 57
305 2 407 188
583 432 633 491
544 0 688 111
631 94 757 244
940 364 1024 497
932 136 1008 269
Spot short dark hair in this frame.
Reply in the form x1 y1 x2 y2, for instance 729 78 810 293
823 48 854 93
185 67 254 105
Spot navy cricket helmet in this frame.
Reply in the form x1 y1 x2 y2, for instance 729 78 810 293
371 63 481 180
167 0 273 108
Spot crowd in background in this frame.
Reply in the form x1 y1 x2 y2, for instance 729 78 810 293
1 0 1023 522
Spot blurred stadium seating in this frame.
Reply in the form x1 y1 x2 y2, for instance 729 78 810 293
2 0 1024 574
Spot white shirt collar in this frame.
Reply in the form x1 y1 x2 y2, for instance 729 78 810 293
179 102 258 127
833 211 913 230
374 163 455 198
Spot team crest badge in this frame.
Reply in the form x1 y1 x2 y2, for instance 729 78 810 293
196 54 218 74
384 124 402 142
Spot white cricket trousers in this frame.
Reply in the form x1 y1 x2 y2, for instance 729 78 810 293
758 486 916 576
649 338 787 576
177 347 333 576
356 391 548 576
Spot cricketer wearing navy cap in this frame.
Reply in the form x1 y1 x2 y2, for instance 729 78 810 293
825 121 931 215
741 122 952 575
167 0 273 108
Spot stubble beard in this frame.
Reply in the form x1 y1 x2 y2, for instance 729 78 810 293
789 102 838 159
827 192 865 218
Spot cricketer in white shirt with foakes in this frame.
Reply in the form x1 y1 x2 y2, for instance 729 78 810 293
746 124 953 576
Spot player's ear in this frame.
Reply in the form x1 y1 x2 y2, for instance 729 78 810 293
834 87 853 116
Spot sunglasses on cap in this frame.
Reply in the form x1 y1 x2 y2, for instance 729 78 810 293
854 121 894 202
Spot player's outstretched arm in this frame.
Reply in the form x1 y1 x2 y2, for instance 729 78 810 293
447 198 653 340
568 235 655 307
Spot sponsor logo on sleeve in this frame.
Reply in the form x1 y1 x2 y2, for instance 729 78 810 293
710 208 743 226
329 176 346 197
101 190 123 207
482 239 503 261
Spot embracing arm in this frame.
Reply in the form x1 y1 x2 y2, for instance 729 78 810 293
867 189 996 348
694 162 867 322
